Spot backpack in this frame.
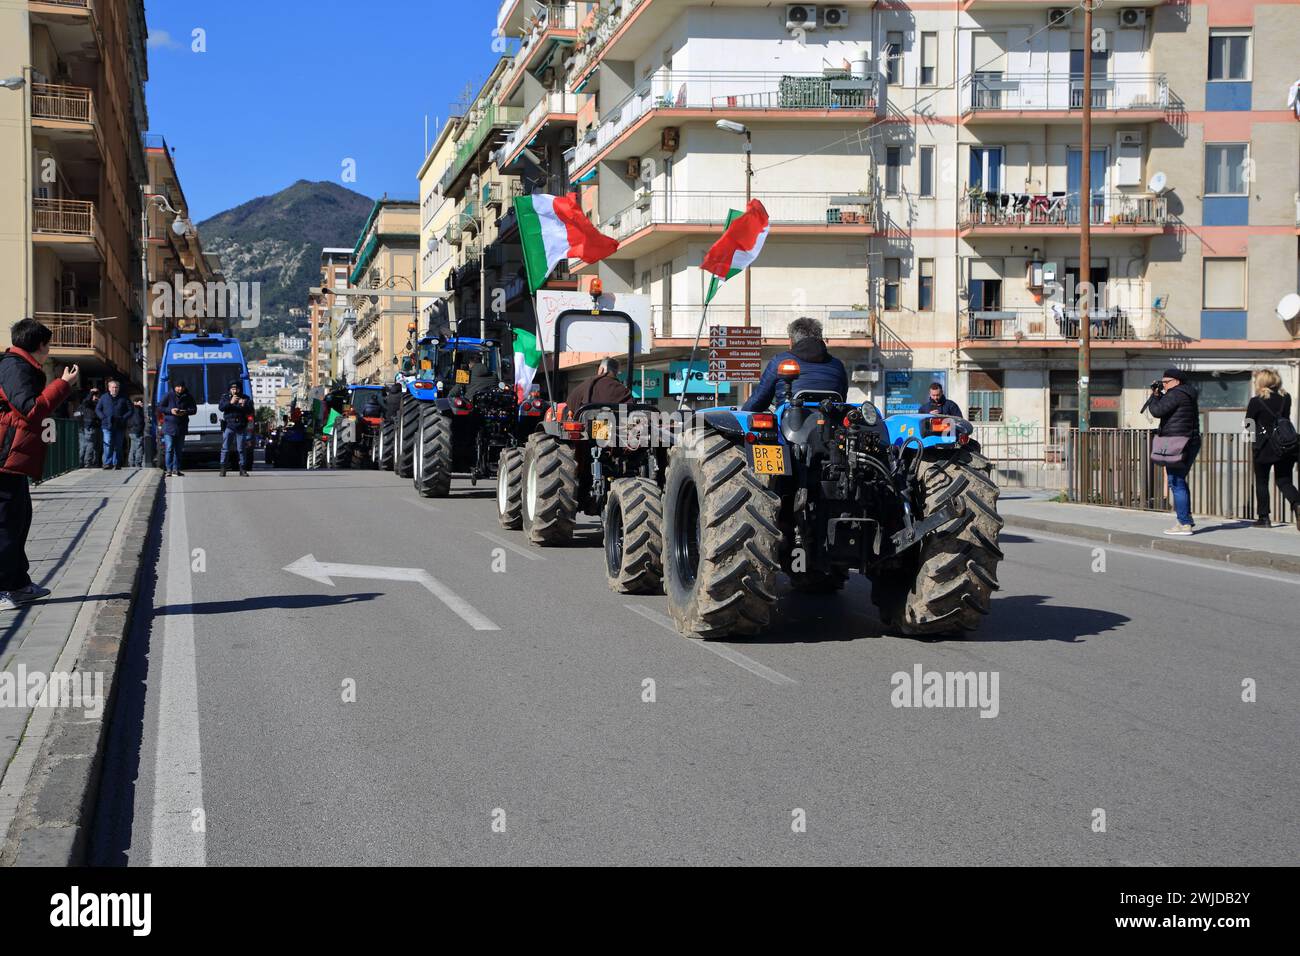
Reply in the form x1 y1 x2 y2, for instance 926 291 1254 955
1258 398 1299 458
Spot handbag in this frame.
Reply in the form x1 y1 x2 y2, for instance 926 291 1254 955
1255 398 1299 459
1151 434 1191 465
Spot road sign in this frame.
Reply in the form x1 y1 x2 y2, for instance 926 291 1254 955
706 326 763 383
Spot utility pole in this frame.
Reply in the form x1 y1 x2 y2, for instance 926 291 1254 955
1077 0 1094 432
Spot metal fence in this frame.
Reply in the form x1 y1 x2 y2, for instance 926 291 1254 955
972 424 1070 488
39 419 81 483
1066 428 1293 522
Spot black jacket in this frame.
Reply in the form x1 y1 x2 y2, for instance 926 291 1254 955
925 396 964 418
79 394 99 429
218 391 253 431
128 404 146 436
1246 391 1296 465
1148 382 1200 437
743 337 849 411
159 388 197 437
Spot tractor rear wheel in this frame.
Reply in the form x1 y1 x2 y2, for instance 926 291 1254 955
603 477 663 594
876 448 1003 636
496 447 523 529
520 433 578 545
413 405 453 498
379 421 395 470
662 429 782 638
396 397 417 479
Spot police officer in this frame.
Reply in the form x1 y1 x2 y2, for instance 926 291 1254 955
218 379 253 477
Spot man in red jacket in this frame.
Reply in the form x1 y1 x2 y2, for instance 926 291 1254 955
0 318 79 611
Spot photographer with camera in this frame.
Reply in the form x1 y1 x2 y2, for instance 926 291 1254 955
1144 368 1201 535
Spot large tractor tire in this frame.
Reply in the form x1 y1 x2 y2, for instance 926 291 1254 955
413 405 453 498
379 421 395 471
496 447 523 529
874 448 1003 636
662 429 782 638
334 435 354 469
396 397 418 479
603 477 664 594
308 439 324 471
520 433 578 546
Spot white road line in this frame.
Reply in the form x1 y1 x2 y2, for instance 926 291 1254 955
1007 526 1300 584
150 484 206 866
624 603 798 686
476 530 544 562
402 498 440 514
416 572 500 631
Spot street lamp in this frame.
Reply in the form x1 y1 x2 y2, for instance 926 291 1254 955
716 120 753 330
140 187 193 464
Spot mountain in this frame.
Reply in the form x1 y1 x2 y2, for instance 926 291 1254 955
195 180 374 348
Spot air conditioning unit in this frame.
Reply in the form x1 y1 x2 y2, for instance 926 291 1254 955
786 4 817 31
661 127 680 152
822 6 848 28
1119 8 1147 28
1047 7 1073 27
626 158 642 179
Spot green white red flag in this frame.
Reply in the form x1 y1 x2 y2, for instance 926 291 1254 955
514 193 619 294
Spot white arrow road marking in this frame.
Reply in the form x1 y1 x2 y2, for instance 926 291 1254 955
624 603 797 686
283 555 499 631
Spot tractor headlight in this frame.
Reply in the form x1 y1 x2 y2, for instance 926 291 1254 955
859 402 880 427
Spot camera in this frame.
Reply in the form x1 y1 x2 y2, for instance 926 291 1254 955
1149 379 1164 393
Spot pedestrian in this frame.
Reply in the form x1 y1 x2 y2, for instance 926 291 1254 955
158 379 196 477
127 397 146 467
1245 368 1300 530
1147 368 1202 536
78 386 100 468
95 379 132 470
218 379 253 477
0 318 78 612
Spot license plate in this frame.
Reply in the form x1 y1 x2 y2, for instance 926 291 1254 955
185 434 201 442
751 445 785 474
455 369 470 384
590 420 610 442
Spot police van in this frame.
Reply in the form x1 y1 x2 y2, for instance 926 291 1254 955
155 333 251 464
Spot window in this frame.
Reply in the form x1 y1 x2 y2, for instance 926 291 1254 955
1187 371 1251 409
1204 144 1247 195
1208 30 1250 81
919 146 934 197
886 147 901 195
920 32 937 86
1050 369 1120 428
1202 258 1246 309
969 146 1002 193
968 369 1003 422
918 259 934 311
884 259 901 310
886 31 904 85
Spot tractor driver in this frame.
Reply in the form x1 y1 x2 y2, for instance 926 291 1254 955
742 317 848 411
466 353 497 397
565 357 632 411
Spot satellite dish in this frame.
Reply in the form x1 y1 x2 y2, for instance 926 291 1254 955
1277 293 1300 322
1147 172 1169 195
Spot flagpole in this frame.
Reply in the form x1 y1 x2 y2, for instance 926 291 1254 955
677 301 712 413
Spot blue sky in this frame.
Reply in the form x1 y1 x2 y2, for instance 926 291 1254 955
144 0 505 221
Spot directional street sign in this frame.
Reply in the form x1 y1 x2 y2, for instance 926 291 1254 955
706 326 763 383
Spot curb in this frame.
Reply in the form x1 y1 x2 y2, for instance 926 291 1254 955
1002 513 1300 575
0 470 163 866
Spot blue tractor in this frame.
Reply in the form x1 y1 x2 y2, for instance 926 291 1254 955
392 331 533 497
659 361 1003 638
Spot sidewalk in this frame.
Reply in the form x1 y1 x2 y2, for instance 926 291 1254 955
0 466 161 865
1000 491 1300 574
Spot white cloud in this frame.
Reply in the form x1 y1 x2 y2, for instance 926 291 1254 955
147 30 180 50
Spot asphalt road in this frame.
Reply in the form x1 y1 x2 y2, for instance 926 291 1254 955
91 460 1299 866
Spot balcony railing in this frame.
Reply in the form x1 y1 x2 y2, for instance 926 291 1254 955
30 82 93 123
606 190 878 242
33 197 97 238
653 305 872 340
963 306 1159 342
33 0 92 7
439 104 525 195
960 189 1168 229
574 69 877 169
37 311 135 375
503 91 578 159
570 0 648 81
960 73 1168 114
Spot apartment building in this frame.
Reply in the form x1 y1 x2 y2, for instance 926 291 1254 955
307 248 354 387
347 198 419 384
249 363 291 408
0 0 151 392
418 117 460 333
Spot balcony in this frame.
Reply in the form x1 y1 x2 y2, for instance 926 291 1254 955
653 305 873 341
502 91 579 165
960 306 1163 347
439 104 525 198
572 69 878 174
603 190 877 260
30 83 95 132
483 178 524 212
959 189 1169 236
38 311 136 377
960 73 1168 122
501 4 578 102
32 198 102 260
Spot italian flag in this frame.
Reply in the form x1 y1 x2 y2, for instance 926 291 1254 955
515 193 619 293
512 327 542 401
702 199 770 304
